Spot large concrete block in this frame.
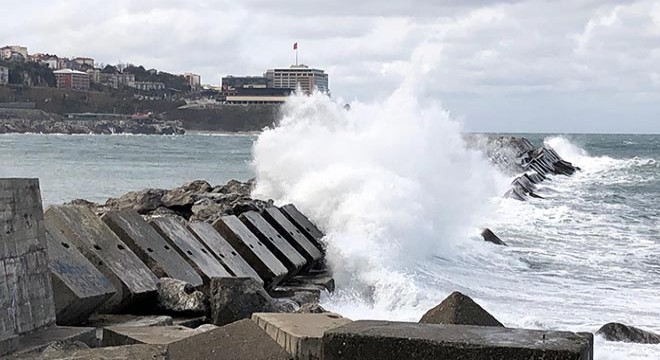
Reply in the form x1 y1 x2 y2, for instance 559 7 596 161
239 211 307 276
149 217 231 284
0 178 56 354
212 215 287 288
187 222 263 285
102 210 203 287
45 227 116 325
252 312 352 360
262 207 323 268
9 344 167 360
102 325 215 346
322 321 594 360
280 204 325 250
43 205 158 313
167 319 291 360
4 325 96 357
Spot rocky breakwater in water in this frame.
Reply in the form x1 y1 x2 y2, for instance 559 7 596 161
0 108 185 135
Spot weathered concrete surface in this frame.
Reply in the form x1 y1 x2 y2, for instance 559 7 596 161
8 344 168 360
102 210 203 287
45 227 116 325
43 205 158 313
262 207 323 267
420 291 504 327
167 319 292 360
102 325 215 346
150 217 231 284
252 312 352 360
323 321 594 360
0 179 56 355
156 277 208 315
240 211 307 275
209 277 280 326
187 221 263 284
596 322 660 344
213 215 287 288
5 326 96 358
480 228 507 246
286 272 335 293
280 204 324 250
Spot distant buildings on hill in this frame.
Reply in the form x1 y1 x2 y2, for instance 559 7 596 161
0 66 8 86
222 64 329 104
54 69 90 91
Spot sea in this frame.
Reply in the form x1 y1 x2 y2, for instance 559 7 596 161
2 94 659 359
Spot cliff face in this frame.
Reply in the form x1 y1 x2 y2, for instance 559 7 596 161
164 104 281 132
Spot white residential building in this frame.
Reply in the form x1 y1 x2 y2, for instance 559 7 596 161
264 64 329 94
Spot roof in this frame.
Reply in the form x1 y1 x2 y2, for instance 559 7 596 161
53 69 88 75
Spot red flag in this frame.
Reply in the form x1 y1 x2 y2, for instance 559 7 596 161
293 42 298 50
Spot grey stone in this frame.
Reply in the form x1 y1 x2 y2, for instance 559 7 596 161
4 326 97 358
323 321 594 360
102 210 203 287
150 217 231 285
213 215 287 288
43 205 158 313
253 312 352 360
280 204 325 251
239 211 307 276
480 228 507 246
166 319 291 360
209 277 280 326
187 221 263 284
296 303 327 314
45 227 116 325
8 344 168 360
157 277 208 315
103 188 166 215
596 322 660 344
287 272 335 293
0 179 56 354
419 291 504 327
262 207 323 268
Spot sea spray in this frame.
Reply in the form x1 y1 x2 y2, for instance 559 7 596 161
251 87 510 317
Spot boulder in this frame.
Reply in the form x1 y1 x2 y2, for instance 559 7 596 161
104 188 166 214
419 291 504 327
156 278 208 315
596 323 660 344
209 277 281 326
296 303 328 314
481 228 507 246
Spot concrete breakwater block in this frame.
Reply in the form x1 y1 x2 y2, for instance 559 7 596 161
43 205 158 313
102 324 216 347
262 207 323 267
0 178 57 355
239 211 307 276
280 204 325 250
9 344 168 360
166 319 291 360
419 291 504 327
187 222 263 285
5 326 97 357
102 210 203 287
212 215 288 288
322 321 594 360
252 312 352 360
45 227 116 325
150 217 231 284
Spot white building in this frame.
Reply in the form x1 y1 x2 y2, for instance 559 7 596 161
132 81 165 91
0 66 8 85
0 45 28 60
184 73 201 89
264 64 329 94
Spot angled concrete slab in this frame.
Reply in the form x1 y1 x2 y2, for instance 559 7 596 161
253 312 351 360
102 325 215 346
43 205 158 313
239 211 307 276
167 319 291 360
212 215 288 288
323 321 594 360
280 204 325 251
102 210 203 287
5 325 96 357
262 207 323 268
149 217 231 284
45 227 116 326
187 222 263 285
0 178 56 355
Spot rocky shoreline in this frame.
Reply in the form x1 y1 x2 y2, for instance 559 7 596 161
0 108 185 135
0 137 656 359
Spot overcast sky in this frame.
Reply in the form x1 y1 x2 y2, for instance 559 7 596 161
4 0 660 133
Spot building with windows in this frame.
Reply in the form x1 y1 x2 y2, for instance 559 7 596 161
224 87 292 104
0 66 8 85
264 65 329 94
132 81 165 91
0 45 28 61
222 76 269 93
184 73 201 89
53 69 90 91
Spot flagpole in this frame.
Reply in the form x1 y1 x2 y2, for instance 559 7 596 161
296 48 298 66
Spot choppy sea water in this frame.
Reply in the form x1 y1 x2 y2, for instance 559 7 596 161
2 130 659 359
